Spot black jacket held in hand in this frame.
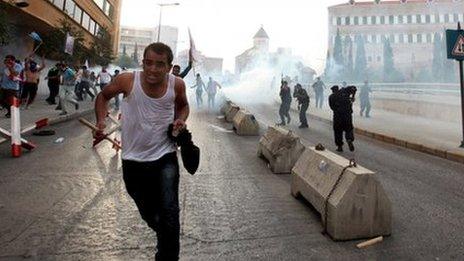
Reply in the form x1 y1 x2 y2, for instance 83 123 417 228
168 124 200 175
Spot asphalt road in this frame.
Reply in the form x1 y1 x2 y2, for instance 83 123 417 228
0 105 463 260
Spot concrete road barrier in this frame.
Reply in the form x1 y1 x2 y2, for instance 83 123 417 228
257 126 305 173
232 110 259 136
225 104 240 122
291 147 392 240
220 100 232 115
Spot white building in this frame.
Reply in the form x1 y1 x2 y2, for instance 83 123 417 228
328 0 464 80
118 25 178 63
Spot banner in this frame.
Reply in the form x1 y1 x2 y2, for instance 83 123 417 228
64 33 75 55
188 28 196 62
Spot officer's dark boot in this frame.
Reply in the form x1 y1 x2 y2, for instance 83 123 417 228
336 145 343 152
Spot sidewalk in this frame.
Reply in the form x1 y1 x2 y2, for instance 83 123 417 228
0 94 95 141
303 103 464 164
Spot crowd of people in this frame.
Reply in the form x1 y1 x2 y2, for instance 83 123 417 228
0 54 126 118
277 76 373 152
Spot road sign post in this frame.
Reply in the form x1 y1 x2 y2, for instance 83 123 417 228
446 23 464 148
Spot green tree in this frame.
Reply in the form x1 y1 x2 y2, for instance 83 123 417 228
90 26 114 66
333 29 344 66
383 37 394 81
122 44 127 56
432 32 443 82
0 3 10 46
40 17 86 64
442 35 456 83
354 34 367 81
344 35 353 81
132 42 139 64
116 54 136 68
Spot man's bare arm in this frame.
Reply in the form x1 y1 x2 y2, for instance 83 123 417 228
174 78 190 124
94 73 131 130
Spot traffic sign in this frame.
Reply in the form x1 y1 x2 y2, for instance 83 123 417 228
446 29 464 60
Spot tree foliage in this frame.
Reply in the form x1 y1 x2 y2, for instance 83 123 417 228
353 35 367 81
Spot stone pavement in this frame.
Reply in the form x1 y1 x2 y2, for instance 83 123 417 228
0 94 97 147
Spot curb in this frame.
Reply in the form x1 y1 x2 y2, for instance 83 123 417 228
307 112 464 165
1 108 94 140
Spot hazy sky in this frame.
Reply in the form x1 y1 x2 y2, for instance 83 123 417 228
120 0 346 73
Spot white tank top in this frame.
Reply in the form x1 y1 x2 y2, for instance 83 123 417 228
121 71 177 162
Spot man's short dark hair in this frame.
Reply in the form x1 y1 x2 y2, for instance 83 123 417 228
5 55 15 61
173 65 180 69
143 42 173 65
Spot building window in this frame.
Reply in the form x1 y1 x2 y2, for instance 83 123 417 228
64 0 75 16
389 15 394 24
354 16 359 25
417 34 422 43
367 16 372 25
345 16 350 25
95 23 100 35
398 15 404 24
371 16 377 25
337 17 341 25
380 16 385 24
407 15 412 23
426 33 432 43
363 16 368 25
82 12 90 32
416 14 421 23
93 0 104 9
408 34 413 43
445 14 450 23
426 14 431 23
73 5 82 24
53 0 65 10
89 20 96 35
439 14 445 23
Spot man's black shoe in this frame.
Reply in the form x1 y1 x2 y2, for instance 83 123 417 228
75 103 79 110
298 124 308 128
348 141 355 151
336 146 343 152
55 106 61 110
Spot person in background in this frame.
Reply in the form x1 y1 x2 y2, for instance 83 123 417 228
359 80 372 118
277 80 291 126
97 67 112 91
45 63 61 105
21 56 45 109
329 85 357 152
312 77 326 109
1 55 23 118
206 76 222 109
113 69 120 110
190 73 205 108
293 83 309 128
172 50 193 79
58 62 79 116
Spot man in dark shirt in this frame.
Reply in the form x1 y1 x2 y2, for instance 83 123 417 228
45 63 61 105
329 85 357 152
277 80 292 126
172 50 193 79
293 83 309 128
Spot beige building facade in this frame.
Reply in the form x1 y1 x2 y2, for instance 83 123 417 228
118 25 179 63
328 0 464 79
1 0 122 54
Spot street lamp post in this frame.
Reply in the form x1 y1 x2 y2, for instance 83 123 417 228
157 2 180 42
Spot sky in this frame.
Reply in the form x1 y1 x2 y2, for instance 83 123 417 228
120 0 347 73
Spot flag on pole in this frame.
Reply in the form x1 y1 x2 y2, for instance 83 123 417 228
29 32 42 43
64 33 75 55
188 28 196 62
